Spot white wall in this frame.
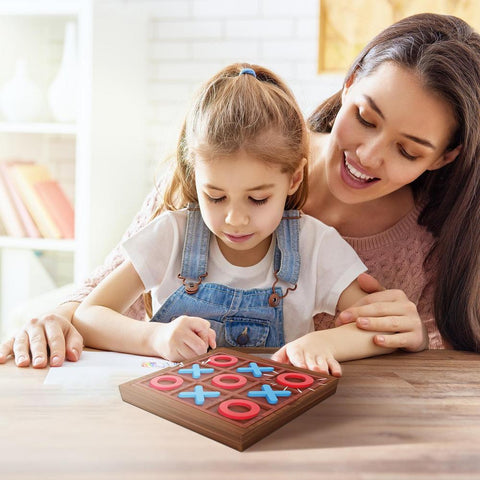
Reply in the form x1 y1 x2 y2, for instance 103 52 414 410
131 0 343 189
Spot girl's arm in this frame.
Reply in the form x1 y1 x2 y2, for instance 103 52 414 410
271 278 395 376
73 261 149 354
73 261 216 361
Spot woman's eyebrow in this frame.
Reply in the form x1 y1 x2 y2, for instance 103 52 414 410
364 95 436 149
364 95 385 119
402 133 435 149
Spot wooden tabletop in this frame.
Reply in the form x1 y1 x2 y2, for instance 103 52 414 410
1 349 480 480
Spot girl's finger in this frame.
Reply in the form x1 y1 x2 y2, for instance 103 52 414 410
305 353 329 375
285 347 306 369
271 345 289 364
326 357 342 377
184 330 211 356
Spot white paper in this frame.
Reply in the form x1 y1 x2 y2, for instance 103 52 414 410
44 350 174 389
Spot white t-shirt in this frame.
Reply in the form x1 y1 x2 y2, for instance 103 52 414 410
122 209 366 343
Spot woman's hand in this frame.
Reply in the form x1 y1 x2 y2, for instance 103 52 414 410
0 303 84 368
336 273 428 352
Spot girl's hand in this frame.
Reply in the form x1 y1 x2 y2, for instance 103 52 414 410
336 273 428 352
271 332 342 377
152 315 216 362
0 309 84 368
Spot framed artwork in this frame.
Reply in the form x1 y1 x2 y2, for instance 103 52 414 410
318 0 480 72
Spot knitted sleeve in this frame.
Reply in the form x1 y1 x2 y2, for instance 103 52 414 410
62 187 162 320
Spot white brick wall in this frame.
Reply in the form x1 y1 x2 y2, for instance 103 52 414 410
129 0 343 186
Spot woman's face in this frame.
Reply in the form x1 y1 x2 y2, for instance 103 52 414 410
324 62 461 205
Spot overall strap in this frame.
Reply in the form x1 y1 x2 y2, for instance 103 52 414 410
273 210 301 285
179 204 210 292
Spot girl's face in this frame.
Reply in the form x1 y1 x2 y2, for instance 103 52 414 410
194 150 304 267
324 62 461 205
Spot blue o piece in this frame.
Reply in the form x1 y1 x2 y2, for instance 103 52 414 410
178 364 214 379
247 384 292 405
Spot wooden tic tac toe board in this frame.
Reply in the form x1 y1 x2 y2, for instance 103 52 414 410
119 348 338 451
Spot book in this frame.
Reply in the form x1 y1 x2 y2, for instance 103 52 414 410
0 161 41 238
9 163 62 239
34 180 74 239
0 165 27 237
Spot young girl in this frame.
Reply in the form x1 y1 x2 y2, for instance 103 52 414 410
72 64 390 376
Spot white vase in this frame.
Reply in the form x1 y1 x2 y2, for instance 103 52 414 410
48 22 78 123
0 58 43 122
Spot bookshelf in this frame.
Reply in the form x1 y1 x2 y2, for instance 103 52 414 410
0 0 148 336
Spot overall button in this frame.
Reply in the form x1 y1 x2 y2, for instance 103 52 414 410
236 327 249 346
269 292 280 307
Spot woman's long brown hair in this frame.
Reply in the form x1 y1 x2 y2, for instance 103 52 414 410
309 13 480 351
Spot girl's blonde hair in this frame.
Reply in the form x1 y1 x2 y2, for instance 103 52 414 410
160 62 309 214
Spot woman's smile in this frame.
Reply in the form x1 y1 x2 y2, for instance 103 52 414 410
340 155 380 189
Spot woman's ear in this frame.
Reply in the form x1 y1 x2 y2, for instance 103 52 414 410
288 158 307 195
341 73 356 103
428 144 462 171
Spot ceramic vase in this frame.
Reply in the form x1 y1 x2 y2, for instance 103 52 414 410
48 22 78 123
0 58 43 122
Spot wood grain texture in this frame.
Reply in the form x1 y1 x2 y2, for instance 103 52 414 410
2 349 480 479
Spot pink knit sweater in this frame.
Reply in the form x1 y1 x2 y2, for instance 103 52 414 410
65 188 445 349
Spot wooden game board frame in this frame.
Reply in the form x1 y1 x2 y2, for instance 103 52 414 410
119 348 338 451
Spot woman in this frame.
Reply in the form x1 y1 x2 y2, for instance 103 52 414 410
2 13 479 367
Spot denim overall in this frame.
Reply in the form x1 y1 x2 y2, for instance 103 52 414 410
151 205 300 348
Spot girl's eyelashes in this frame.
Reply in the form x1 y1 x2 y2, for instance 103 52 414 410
204 193 269 205
249 197 268 205
205 194 226 203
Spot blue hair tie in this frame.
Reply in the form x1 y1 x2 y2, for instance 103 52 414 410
239 67 257 78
